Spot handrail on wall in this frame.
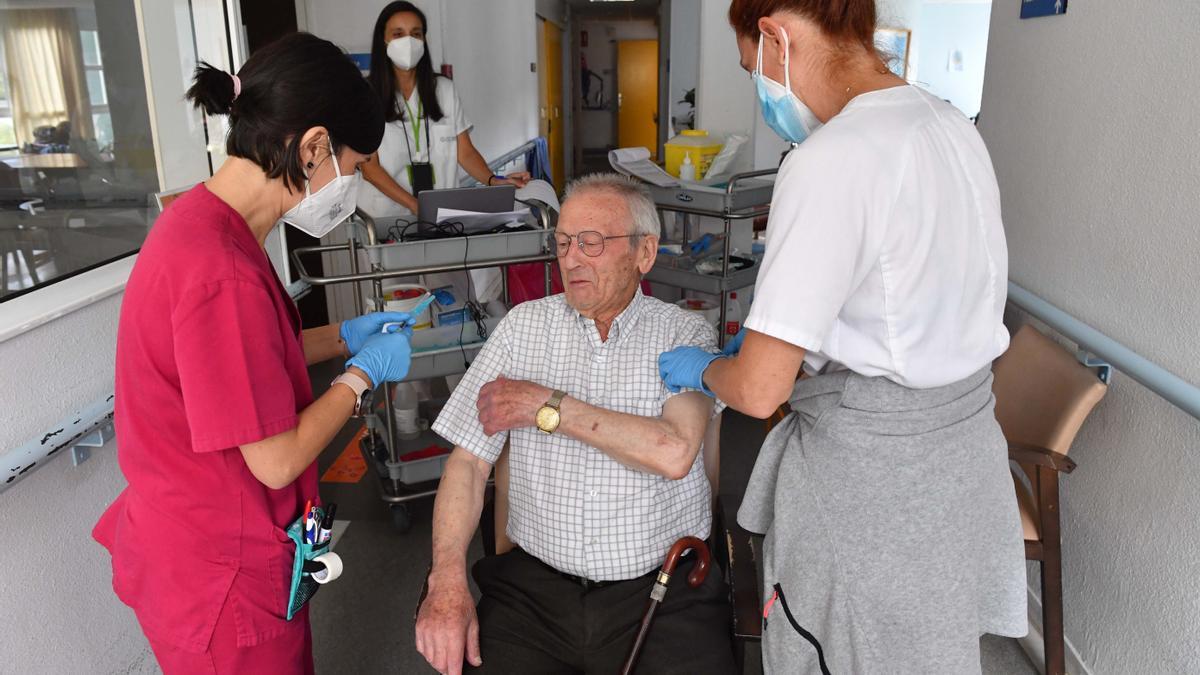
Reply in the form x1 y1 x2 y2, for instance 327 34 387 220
458 139 541 187
1008 281 1200 421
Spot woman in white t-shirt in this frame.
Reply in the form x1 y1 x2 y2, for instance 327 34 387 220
659 2 1026 673
359 2 529 224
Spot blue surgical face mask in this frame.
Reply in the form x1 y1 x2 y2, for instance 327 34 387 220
753 27 823 144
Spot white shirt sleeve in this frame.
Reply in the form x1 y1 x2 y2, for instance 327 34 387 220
430 314 513 463
439 78 472 136
744 134 895 353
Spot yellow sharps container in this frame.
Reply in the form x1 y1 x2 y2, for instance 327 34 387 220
664 130 723 178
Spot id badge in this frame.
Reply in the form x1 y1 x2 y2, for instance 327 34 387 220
407 162 435 195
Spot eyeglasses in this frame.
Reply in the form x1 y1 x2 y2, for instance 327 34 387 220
551 230 644 258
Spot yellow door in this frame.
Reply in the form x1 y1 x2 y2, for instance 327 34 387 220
540 20 565 189
617 39 659 159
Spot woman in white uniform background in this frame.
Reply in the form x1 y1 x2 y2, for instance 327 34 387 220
659 0 1027 672
359 1 530 223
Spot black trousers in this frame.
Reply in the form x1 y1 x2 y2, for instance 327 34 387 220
466 548 737 675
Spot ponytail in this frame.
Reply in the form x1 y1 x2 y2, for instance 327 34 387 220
186 62 237 116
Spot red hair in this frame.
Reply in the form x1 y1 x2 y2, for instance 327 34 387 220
728 0 877 49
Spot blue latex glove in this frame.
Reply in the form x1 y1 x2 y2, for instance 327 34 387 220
688 233 715 256
346 332 412 387
340 312 413 355
722 328 746 356
658 346 722 397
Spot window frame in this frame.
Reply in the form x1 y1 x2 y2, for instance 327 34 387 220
80 29 111 149
0 0 220 336
0 34 16 152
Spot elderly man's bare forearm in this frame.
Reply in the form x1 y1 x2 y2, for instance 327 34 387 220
428 448 491 581
557 392 712 480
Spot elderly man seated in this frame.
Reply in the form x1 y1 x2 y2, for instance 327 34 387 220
415 173 735 675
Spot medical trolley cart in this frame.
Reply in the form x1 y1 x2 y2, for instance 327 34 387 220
292 207 556 533
646 169 777 348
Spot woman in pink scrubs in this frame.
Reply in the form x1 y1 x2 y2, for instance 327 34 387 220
93 33 413 674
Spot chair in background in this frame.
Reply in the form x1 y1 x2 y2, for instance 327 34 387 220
477 413 763 671
992 324 1107 675
154 185 194 212
0 192 52 295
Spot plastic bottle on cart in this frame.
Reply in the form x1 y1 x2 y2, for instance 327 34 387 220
678 153 697 182
392 382 421 440
724 292 743 342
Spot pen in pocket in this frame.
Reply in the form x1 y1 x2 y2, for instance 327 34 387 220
318 503 337 544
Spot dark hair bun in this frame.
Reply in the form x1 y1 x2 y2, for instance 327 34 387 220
186 62 236 116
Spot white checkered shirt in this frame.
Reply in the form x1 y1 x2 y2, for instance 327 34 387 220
432 288 720 581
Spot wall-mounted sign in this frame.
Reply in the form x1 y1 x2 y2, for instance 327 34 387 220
1021 0 1067 19
348 53 370 73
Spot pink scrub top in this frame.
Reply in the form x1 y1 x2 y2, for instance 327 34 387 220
93 184 318 653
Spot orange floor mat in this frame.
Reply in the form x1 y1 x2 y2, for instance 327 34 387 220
321 429 369 484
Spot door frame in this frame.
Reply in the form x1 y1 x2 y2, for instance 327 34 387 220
538 11 572 187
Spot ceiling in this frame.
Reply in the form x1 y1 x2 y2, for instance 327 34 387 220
563 0 661 20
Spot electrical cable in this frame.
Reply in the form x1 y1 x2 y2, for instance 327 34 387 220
383 215 523 367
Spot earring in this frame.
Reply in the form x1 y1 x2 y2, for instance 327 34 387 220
306 161 314 169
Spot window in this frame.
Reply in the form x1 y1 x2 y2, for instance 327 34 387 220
0 44 14 151
80 29 112 151
0 3 161 302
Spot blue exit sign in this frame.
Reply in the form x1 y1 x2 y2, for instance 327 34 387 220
1022 0 1067 19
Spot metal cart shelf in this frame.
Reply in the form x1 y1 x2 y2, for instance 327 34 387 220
292 208 555 532
648 169 777 346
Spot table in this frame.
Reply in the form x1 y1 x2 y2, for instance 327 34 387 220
1 153 88 170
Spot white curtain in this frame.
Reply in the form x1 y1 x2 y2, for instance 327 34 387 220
2 9 95 145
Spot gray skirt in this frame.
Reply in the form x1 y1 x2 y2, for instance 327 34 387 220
738 367 1027 674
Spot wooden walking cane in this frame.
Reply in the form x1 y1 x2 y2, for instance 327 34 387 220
619 536 712 675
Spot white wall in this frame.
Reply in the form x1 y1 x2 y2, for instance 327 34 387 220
694 0 753 141
440 0 540 161
981 2 1200 672
914 0 991 118
0 295 153 673
0 437 155 672
667 0 699 136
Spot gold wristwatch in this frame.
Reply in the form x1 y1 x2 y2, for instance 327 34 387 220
535 390 567 434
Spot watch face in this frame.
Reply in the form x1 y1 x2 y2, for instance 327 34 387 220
536 406 560 432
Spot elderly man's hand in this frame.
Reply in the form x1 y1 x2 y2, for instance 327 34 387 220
415 573 481 674
477 376 551 435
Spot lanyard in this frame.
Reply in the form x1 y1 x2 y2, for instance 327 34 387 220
401 96 430 156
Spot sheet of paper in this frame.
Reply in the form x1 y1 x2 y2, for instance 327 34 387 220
435 207 531 230
515 179 561 212
608 147 679 187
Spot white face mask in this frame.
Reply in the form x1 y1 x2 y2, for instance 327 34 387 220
281 140 359 239
387 35 425 71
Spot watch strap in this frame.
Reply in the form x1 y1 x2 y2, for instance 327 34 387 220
547 389 566 410
332 371 371 399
